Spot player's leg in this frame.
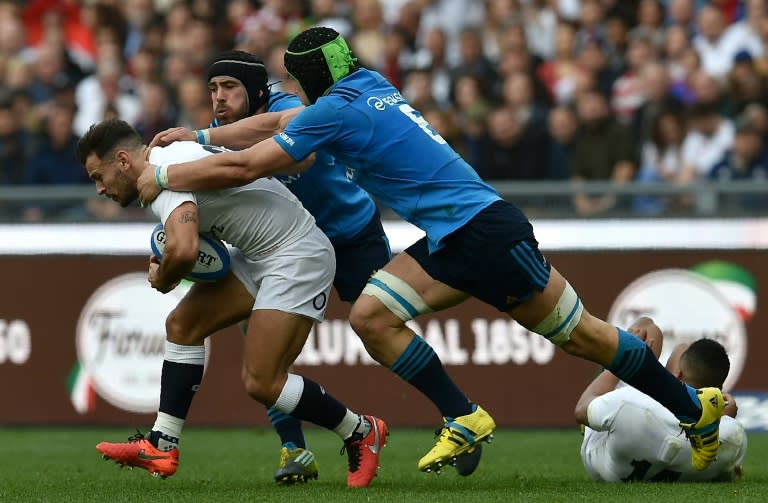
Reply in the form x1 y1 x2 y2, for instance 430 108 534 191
349 243 496 474
260 210 392 483
240 229 387 488
96 271 254 477
331 208 392 303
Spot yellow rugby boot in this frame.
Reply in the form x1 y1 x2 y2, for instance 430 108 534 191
679 387 727 471
418 404 496 474
274 446 319 484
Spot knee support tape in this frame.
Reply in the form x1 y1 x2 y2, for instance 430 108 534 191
532 281 583 346
361 270 433 322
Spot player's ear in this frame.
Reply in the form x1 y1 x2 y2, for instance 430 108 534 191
116 150 130 171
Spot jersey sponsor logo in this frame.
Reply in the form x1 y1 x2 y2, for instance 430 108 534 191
607 263 753 391
278 132 295 146
366 92 405 111
74 273 209 414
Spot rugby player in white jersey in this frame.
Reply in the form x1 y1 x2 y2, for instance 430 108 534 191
76 118 388 489
576 317 747 482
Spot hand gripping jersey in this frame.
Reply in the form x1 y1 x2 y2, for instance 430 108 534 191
273 68 502 253
148 141 317 258
211 91 376 244
581 386 747 482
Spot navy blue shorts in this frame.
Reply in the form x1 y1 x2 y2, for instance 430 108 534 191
331 209 392 302
404 200 550 312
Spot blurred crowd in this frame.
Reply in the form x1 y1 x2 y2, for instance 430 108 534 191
1 0 768 221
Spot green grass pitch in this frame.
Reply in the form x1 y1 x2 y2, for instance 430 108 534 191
1 427 766 502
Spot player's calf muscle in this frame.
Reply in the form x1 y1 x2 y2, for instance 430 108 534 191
563 316 619 364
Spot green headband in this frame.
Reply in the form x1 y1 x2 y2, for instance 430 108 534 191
286 34 357 84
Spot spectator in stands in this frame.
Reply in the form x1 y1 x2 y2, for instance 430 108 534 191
500 71 549 132
479 105 550 181
693 6 737 79
634 109 688 214
410 27 452 107
612 33 657 125
571 88 637 216
689 69 732 114
546 105 578 181
349 0 387 69
418 0 484 67
576 37 621 100
0 93 26 186
710 122 768 211
22 101 87 221
403 68 440 111
726 50 767 116
537 21 585 105
73 58 140 137
310 0 353 38
575 0 610 55
523 0 557 61
482 0 521 62
710 122 768 181
680 101 736 183
449 27 498 100
666 0 697 31
175 76 211 130
631 0 666 50
663 24 694 91
134 80 177 145
632 61 684 147
451 74 492 168
496 23 550 106
721 0 766 62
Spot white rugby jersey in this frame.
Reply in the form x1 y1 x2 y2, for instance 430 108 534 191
148 142 317 258
581 386 747 482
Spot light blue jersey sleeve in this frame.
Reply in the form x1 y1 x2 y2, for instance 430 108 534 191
273 101 342 162
267 92 375 242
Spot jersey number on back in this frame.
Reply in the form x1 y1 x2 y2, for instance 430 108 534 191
398 104 447 145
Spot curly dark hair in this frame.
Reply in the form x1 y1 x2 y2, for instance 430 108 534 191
76 118 142 166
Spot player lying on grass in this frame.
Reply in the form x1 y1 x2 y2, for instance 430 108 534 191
138 26 726 473
76 118 387 488
576 317 747 481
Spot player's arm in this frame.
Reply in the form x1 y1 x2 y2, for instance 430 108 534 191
149 201 199 293
575 369 621 426
575 317 663 425
203 107 303 149
149 108 303 150
138 138 314 205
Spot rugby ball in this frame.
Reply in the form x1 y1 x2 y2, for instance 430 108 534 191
150 223 231 282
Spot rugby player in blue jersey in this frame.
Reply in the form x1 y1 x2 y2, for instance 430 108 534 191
139 27 726 474
205 50 391 485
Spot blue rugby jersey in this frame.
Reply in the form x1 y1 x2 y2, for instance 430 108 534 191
210 91 376 243
273 69 501 253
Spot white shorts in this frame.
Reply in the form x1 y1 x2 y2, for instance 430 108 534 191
230 227 335 322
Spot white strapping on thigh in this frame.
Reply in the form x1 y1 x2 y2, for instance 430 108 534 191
532 281 583 346
361 269 433 322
